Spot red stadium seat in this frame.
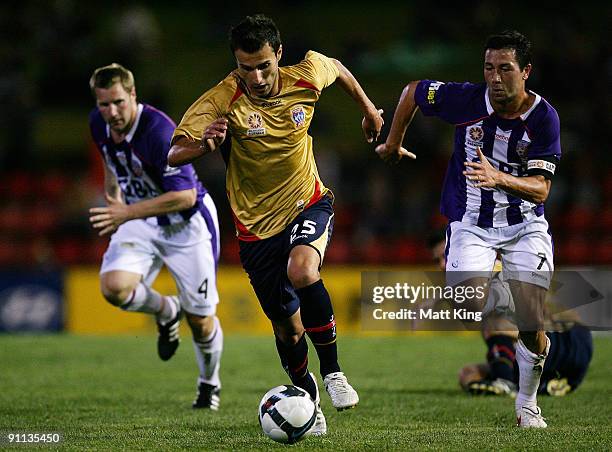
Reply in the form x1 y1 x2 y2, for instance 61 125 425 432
325 237 350 263
38 172 69 202
560 207 595 233
557 238 590 265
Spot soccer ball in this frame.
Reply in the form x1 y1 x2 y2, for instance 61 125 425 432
258 385 317 444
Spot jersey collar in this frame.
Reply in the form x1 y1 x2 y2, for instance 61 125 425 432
105 103 144 143
520 91 542 120
484 88 542 120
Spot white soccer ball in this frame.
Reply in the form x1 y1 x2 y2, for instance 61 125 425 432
258 384 317 444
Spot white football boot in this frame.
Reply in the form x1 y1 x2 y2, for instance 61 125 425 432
309 372 327 436
323 371 359 411
516 405 547 428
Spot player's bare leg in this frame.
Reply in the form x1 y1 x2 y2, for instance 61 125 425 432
100 270 181 360
288 245 358 411
450 276 490 328
188 313 223 410
510 280 549 428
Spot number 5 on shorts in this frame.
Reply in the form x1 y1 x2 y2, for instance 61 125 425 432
291 220 317 236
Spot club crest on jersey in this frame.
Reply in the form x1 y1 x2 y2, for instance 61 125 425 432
246 112 266 136
516 139 530 158
131 158 143 177
116 151 128 167
290 106 306 128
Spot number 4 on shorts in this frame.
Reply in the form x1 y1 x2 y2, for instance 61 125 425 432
198 278 208 298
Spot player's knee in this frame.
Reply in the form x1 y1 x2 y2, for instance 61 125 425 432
276 330 304 346
100 275 136 307
287 259 319 289
186 313 215 339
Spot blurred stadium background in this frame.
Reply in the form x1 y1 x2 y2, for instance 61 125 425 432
0 1 609 334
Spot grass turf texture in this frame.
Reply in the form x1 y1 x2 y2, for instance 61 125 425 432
1 334 611 450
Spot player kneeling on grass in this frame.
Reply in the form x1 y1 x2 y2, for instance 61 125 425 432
457 303 593 398
88 63 224 410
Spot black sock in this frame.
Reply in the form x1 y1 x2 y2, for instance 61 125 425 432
275 334 317 400
296 279 340 377
486 335 516 382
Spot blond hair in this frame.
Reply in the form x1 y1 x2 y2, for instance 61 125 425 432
89 63 135 96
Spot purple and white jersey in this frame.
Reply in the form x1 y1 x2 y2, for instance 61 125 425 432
415 81 561 228
89 103 208 226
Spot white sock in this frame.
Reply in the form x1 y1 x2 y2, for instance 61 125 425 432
193 316 223 388
515 336 550 412
120 283 163 315
157 296 179 325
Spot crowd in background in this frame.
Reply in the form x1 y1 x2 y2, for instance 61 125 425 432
0 1 610 267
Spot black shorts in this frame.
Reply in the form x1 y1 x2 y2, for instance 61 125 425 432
239 195 334 321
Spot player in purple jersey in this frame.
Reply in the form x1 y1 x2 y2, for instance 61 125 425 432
377 31 560 428
88 63 224 410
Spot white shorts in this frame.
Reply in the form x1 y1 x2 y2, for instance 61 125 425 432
445 216 554 289
100 194 220 316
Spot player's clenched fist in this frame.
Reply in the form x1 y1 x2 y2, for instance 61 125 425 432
202 118 228 153
362 108 385 143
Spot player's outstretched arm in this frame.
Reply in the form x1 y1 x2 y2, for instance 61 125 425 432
89 189 197 236
464 147 551 204
168 118 228 166
331 59 384 143
375 81 419 163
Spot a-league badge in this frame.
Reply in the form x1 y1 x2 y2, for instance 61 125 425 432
468 126 484 142
247 112 266 136
290 106 306 128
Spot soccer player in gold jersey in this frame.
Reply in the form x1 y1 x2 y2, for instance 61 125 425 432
168 14 383 435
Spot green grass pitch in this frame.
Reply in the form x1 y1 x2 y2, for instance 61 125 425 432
1 334 611 450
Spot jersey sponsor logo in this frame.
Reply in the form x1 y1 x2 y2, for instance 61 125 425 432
528 159 556 174
290 106 306 128
495 132 509 143
259 100 282 108
426 81 444 104
246 112 266 136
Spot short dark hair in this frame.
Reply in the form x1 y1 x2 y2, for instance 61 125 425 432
89 63 135 96
485 30 532 70
229 14 282 54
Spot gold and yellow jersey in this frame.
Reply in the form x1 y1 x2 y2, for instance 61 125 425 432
173 50 339 241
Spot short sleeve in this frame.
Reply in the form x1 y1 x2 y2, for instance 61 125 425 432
526 108 561 179
146 119 198 192
172 85 226 145
414 80 480 124
300 50 340 91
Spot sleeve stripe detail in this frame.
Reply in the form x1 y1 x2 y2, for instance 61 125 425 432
455 115 491 127
229 85 244 107
294 79 320 92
